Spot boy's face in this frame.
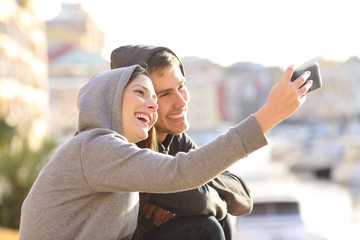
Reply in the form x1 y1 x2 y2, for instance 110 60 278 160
150 64 190 142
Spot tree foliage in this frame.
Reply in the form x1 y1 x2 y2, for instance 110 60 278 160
0 119 57 229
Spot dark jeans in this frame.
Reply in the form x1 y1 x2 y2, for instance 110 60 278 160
219 214 233 240
143 215 232 240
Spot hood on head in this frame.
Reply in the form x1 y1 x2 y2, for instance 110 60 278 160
77 65 141 134
110 45 185 77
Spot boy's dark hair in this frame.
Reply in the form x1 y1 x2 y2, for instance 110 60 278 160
110 45 185 77
147 50 181 77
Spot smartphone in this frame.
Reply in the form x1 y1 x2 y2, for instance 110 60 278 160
291 61 322 94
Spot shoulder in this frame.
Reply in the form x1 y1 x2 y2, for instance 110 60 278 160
79 128 127 141
76 128 129 152
169 132 197 155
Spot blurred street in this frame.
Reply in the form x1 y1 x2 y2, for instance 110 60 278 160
227 145 360 240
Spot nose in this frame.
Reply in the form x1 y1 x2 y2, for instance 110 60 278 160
173 90 189 109
148 98 158 112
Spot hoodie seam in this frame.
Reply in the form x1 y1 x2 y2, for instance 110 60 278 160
79 134 97 193
111 67 133 132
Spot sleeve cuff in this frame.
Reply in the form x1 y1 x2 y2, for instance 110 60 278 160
234 114 268 155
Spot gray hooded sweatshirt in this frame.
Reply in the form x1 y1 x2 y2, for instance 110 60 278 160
19 65 267 240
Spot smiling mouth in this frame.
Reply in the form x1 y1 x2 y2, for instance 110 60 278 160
135 113 151 126
167 112 185 119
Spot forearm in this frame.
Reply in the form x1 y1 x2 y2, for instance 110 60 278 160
208 171 253 215
150 185 227 220
254 104 279 134
84 116 267 194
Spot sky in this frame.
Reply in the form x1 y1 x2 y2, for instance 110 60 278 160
34 0 360 67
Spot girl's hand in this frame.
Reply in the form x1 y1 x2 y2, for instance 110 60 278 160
254 65 313 133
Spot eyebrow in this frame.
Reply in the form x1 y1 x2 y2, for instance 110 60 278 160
156 79 186 95
132 84 157 101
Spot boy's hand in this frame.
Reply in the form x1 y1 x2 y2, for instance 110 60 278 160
145 203 174 226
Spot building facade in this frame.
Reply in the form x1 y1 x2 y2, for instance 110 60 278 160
47 3 108 142
0 0 48 150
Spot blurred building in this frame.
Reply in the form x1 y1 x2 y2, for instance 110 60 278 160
184 57 272 131
47 3 109 143
183 57 271 124
182 57 223 131
0 0 48 150
184 57 272 145
47 3 104 54
289 57 360 123
222 62 270 123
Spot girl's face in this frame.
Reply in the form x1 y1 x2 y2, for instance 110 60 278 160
122 74 158 143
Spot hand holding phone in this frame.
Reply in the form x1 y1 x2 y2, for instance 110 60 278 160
291 61 322 94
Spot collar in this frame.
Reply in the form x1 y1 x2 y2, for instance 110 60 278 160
157 134 175 155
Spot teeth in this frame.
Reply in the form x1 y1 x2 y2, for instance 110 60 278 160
168 112 184 119
135 113 150 123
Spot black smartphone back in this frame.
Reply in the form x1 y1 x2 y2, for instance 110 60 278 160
291 61 322 93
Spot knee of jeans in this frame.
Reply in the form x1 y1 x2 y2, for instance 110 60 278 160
199 216 225 236
201 216 219 226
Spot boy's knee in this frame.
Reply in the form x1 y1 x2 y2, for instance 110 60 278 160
195 216 225 240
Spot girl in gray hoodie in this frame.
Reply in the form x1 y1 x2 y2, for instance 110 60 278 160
19 63 312 239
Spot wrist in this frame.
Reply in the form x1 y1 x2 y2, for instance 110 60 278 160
254 105 280 134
